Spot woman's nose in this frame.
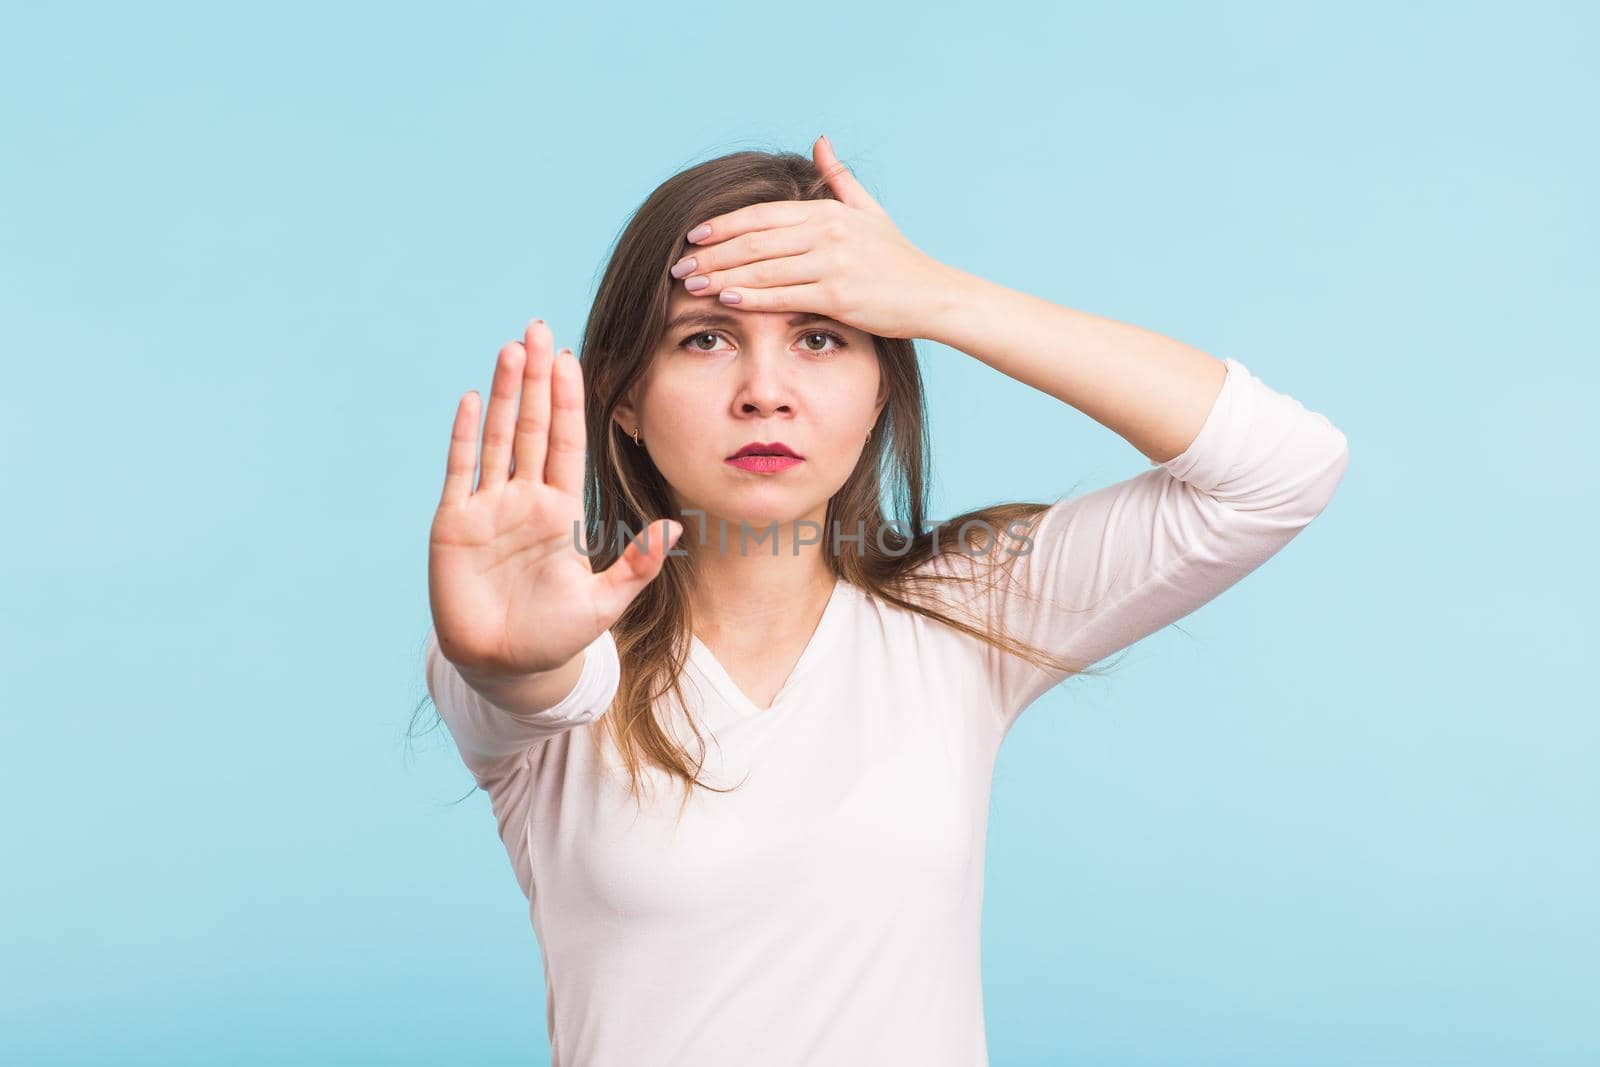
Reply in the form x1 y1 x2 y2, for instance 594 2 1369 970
734 347 794 413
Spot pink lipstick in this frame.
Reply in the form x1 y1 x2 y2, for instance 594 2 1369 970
726 441 803 473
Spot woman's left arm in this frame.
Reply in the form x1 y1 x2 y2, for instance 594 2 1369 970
918 268 1228 466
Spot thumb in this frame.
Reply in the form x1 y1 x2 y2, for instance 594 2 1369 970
594 517 683 617
814 134 885 216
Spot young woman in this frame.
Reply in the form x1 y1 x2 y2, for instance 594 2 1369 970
421 137 1349 1066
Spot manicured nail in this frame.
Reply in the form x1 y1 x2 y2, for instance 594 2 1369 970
686 223 712 242
685 276 709 291
670 257 696 279
719 290 741 304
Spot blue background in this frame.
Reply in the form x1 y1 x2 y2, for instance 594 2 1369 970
3 2 1594 1063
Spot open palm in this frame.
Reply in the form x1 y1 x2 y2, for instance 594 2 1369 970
428 319 681 678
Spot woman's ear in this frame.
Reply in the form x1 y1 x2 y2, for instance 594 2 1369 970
612 380 645 438
870 395 889 434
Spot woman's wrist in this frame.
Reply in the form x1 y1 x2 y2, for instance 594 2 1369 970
916 262 1004 351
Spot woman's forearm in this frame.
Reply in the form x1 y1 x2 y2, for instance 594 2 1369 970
921 265 1228 466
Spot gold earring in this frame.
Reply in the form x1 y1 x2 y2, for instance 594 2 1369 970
865 427 872 442
632 427 642 446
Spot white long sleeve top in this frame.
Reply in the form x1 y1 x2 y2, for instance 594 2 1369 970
423 356 1350 1067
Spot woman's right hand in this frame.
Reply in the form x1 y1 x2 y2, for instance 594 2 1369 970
428 319 681 679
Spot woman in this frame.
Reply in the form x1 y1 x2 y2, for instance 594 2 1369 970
421 137 1349 1065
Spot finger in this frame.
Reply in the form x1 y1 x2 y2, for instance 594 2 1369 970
595 518 683 617
511 319 553 483
672 223 813 281
684 201 813 247
479 341 527 490
545 347 587 497
715 281 830 312
695 249 825 298
814 134 886 216
440 390 481 507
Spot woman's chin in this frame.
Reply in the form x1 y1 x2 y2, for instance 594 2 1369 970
689 498 829 544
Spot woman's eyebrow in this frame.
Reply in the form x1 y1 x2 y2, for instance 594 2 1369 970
663 310 846 334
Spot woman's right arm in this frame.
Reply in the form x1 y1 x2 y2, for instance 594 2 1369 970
425 319 680 768
424 625 621 766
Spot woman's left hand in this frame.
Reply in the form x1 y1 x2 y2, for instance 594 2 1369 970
669 136 961 341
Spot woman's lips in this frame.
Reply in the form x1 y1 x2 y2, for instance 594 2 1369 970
725 455 803 473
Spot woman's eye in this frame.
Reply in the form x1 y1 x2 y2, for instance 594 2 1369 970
801 331 847 353
681 331 726 352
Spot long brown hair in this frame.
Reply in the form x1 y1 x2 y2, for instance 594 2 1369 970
573 147 1115 820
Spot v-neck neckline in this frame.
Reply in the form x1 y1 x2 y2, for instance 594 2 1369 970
687 577 851 719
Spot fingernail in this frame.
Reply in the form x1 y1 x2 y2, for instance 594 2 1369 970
686 223 712 242
670 257 696 279
685 275 709 291
719 290 741 304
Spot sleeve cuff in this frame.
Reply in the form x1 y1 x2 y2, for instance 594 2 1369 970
1155 356 1254 489
528 625 621 726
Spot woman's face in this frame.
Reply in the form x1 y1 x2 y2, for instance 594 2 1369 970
614 288 887 539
